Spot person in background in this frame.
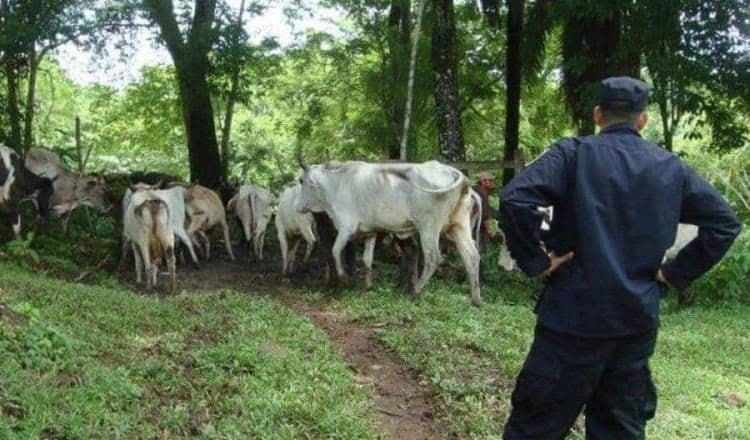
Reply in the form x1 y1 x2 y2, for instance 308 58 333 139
474 171 499 246
499 76 741 439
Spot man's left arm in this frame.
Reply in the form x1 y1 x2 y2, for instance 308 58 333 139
500 143 571 277
660 165 742 290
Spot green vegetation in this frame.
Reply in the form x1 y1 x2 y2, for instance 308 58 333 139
323 267 750 438
1 225 749 439
0 262 380 439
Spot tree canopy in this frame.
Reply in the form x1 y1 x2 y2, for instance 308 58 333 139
0 0 748 189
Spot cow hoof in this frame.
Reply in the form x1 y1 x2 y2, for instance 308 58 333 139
471 297 484 307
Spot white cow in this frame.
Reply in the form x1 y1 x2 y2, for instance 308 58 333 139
497 221 699 271
123 185 199 266
123 188 176 291
275 184 317 274
227 184 274 260
296 159 481 305
663 223 698 262
182 184 235 261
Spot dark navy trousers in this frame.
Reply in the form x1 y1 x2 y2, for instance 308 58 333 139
503 325 657 439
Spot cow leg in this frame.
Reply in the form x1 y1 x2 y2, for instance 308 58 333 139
175 227 200 267
221 219 235 261
120 237 131 267
142 246 154 290
332 229 354 286
259 231 266 261
301 224 316 264
414 231 442 298
12 214 21 240
288 238 301 273
254 233 263 261
62 212 73 235
151 258 159 288
362 237 376 290
450 224 483 306
166 244 176 293
200 230 210 260
278 230 290 275
396 237 420 295
132 243 143 284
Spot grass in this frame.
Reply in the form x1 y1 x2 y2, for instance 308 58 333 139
1 234 748 439
320 255 750 439
0 262 380 439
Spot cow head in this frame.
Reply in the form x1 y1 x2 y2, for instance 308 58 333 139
252 193 274 238
295 156 326 214
76 176 110 212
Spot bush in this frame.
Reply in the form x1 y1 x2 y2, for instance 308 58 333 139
687 145 750 222
691 227 750 303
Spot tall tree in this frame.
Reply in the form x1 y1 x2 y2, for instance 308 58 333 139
637 0 750 151
219 0 246 180
0 0 91 153
386 0 411 159
143 0 223 189
432 0 464 162
503 0 523 184
523 1 640 136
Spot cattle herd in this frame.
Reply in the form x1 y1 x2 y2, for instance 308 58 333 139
0 144 697 306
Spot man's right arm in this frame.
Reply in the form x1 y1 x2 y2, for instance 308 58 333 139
661 164 742 290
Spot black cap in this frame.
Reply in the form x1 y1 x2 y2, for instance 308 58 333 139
599 76 649 112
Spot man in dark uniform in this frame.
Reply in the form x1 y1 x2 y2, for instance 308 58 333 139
499 76 741 439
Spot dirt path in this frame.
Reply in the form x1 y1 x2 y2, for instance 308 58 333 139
294 301 441 440
167 251 444 440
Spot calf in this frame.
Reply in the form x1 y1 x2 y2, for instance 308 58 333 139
227 184 274 260
123 185 199 266
123 188 176 291
0 145 53 240
180 184 235 260
275 184 316 274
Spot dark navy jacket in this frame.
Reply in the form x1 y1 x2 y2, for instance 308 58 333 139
500 123 741 337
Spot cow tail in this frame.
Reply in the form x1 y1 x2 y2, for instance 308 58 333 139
248 192 255 233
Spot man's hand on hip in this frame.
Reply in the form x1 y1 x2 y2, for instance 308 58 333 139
656 269 672 288
538 251 575 279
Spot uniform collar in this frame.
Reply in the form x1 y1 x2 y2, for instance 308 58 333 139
600 122 642 137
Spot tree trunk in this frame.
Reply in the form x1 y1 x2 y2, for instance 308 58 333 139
387 0 411 159
503 0 524 184
562 7 640 136
431 0 464 162
220 0 245 180
23 46 38 153
144 0 223 190
4 63 22 153
176 57 223 189
399 0 426 161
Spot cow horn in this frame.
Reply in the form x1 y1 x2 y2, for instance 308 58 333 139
297 155 310 173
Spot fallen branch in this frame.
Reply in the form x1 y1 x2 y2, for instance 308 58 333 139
75 259 108 282
377 407 406 418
